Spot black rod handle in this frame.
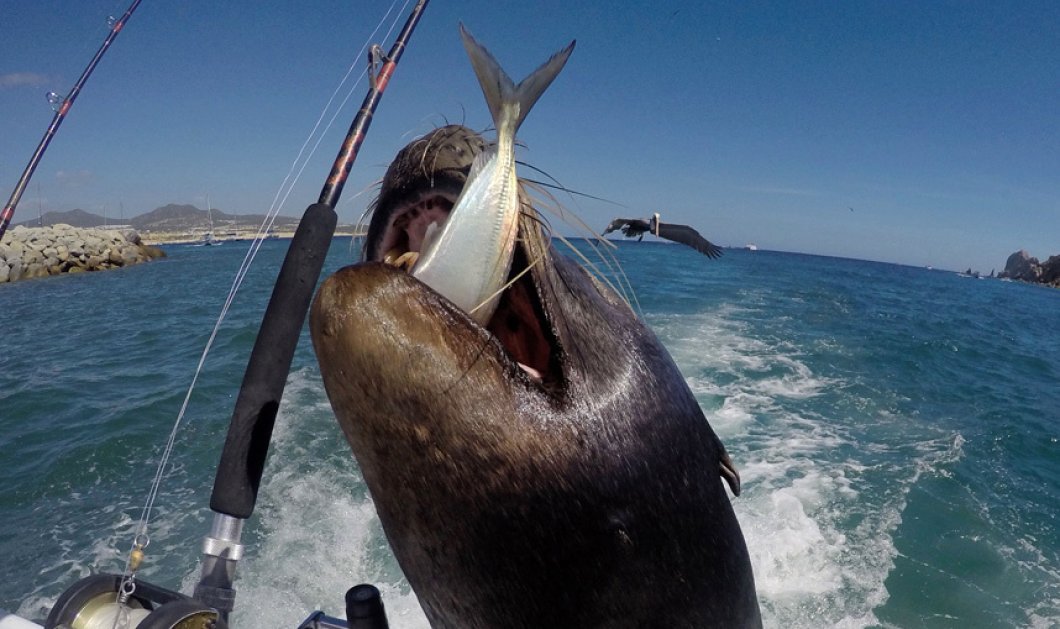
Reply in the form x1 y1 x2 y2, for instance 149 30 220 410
209 203 336 517
208 0 429 520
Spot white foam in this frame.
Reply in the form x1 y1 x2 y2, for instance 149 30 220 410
226 368 430 628
651 307 903 626
215 308 975 629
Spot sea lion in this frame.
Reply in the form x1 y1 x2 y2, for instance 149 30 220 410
310 31 761 629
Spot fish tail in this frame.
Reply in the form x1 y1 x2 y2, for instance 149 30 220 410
459 23 575 138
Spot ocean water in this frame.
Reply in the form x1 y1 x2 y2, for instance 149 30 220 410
0 237 1057 628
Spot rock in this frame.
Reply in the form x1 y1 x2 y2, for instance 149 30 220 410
998 249 1060 287
23 249 43 265
1000 250 1041 282
0 224 161 284
25 263 47 279
120 246 141 265
141 244 166 259
1041 255 1060 287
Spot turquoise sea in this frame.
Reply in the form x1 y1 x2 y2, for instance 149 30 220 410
0 237 1057 628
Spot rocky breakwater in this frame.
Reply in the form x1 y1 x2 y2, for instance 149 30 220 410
998 250 1060 288
0 224 165 284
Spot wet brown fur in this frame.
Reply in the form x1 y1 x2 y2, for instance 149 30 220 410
310 125 762 628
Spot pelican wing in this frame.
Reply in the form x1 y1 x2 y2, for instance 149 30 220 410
602 218 635 235
654 222 724 259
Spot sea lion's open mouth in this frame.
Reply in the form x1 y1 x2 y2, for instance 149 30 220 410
373 198 558 386
364 126 558 387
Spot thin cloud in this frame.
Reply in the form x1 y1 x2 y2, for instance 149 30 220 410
0 72 49 89
55 169 95 187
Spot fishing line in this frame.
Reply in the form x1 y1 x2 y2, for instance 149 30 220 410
217 0 412 293
220 0 410 299
120 0 409 590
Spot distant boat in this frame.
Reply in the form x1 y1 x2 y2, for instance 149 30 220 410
187 231 222 247
199 195 222 246
744 244 758 251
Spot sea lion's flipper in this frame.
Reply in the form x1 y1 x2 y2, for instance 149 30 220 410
720 449 741 497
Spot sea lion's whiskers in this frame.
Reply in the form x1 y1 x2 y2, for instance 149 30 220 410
352 180 385 257
553 232 641 313
354 203 374 233
414 122 460 185
417 133 440 185
520 180 639 311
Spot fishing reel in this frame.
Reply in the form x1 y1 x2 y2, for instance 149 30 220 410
43 575 390 629
44 574 226 629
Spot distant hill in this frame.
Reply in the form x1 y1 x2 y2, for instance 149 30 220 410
16 208 106 228
17 204 301 232
129 204 202 229
130 204 301 232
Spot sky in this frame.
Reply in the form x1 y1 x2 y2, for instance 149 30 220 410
1 0 1057 272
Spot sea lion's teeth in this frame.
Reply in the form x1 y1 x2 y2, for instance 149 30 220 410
518 362 543 382
383 247 404 265
395 251 419 271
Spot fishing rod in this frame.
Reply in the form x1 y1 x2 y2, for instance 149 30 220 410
39 2 429 628
196 0 430 623
0 0 144 241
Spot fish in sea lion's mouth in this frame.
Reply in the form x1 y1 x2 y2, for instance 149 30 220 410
358 24 575 384
360 124 558 385
310 24 761 629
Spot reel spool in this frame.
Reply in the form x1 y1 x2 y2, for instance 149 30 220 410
45 575 226 629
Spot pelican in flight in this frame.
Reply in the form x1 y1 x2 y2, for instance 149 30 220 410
602 213 723 259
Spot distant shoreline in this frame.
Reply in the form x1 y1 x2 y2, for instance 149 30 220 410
143 227 363 246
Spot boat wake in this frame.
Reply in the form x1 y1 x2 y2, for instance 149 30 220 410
649 305 966 628
218 368 430 629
